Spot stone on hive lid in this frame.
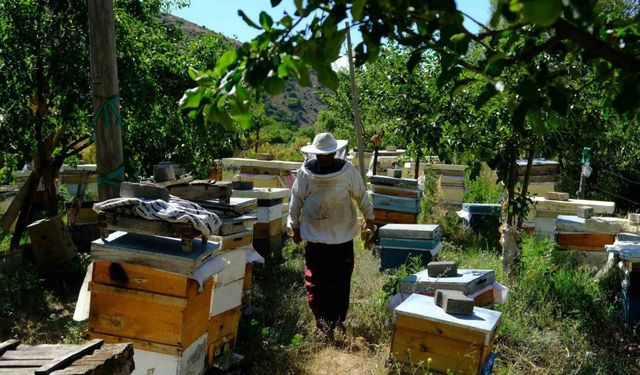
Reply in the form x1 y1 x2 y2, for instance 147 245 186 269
428 261 458 277
153 164 175 182
577 206 594 219
629 213 640 224
544 191 570 201
120 182 170 201
440 290 475 315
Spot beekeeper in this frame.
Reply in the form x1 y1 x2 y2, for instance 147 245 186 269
288 132 375 335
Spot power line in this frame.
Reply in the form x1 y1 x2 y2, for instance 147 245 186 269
562 174 640 207
601 169 640 187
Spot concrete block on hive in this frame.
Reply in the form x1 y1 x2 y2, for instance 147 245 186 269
428 261 458 277
577 206 594 219
120 182 169 201
629 213 640 224
441 290 475 315
544 191 570 201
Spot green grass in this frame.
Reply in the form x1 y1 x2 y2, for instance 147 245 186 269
1 206 637 374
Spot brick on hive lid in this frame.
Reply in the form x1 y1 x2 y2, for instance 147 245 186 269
577 206 594 219
544 191 570 201
427 261 458 278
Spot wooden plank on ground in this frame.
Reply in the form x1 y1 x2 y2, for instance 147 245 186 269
50 343 133 375
35 339 103 374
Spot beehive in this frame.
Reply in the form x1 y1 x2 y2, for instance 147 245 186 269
391 294 501 375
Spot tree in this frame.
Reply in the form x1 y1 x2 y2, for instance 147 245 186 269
0 0 245 249
182 0 640 274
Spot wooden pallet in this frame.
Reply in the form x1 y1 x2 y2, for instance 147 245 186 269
98 211 205 253
0 339 133 375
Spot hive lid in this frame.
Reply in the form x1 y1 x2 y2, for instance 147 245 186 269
379 224 440 240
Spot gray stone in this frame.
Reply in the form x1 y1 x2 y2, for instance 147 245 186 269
120 182 170 201
629 213 640 224
427 261 458 277
153 164 175 182
577 206 594 219
441 290 474 315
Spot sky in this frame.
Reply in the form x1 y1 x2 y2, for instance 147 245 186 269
173 0 493 44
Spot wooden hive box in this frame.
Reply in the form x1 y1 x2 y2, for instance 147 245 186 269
373 209 417 225
89 261 213 353
391 294 501 375
207 306 242 365
253 218 282 239
379 224 441 240
371 193 421 214
123 333 208 375
209 248 247 318
371 184 421 198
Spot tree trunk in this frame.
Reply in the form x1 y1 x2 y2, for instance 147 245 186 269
9 172 39 250
517 145 535 228
89 0 123 201
506 147 518 225
414 149 421 180
501 144 521 278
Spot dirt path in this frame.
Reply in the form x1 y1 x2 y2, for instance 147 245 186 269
307 346 390 375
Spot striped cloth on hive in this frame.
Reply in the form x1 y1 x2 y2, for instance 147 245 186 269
93 196 222 237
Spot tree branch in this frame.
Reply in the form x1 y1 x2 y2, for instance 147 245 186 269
514 35 562 62
554 18 640 73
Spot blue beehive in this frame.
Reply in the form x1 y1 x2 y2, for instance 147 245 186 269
608 235 640 330
378 224 441 270
459 203 502 248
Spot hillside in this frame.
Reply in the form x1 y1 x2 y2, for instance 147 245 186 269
161 14 325 127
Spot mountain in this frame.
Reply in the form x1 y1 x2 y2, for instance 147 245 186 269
161 14 325 127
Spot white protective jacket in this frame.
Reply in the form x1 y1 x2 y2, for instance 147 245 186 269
288 161 374 244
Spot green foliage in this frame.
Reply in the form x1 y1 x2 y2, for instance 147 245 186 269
380 256 424 302
464 170 504 204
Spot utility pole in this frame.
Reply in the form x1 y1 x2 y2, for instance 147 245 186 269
345 22 366 182
88 0 123 200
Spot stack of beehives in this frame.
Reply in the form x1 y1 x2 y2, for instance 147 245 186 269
554 209 640 266
424 164 466 208
85 181 256 374
232 187 290 260
369 175 421 225
377 224 442 270
222 157 300 189
607 232 640 330
517 158 559 196
523 192 615 236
